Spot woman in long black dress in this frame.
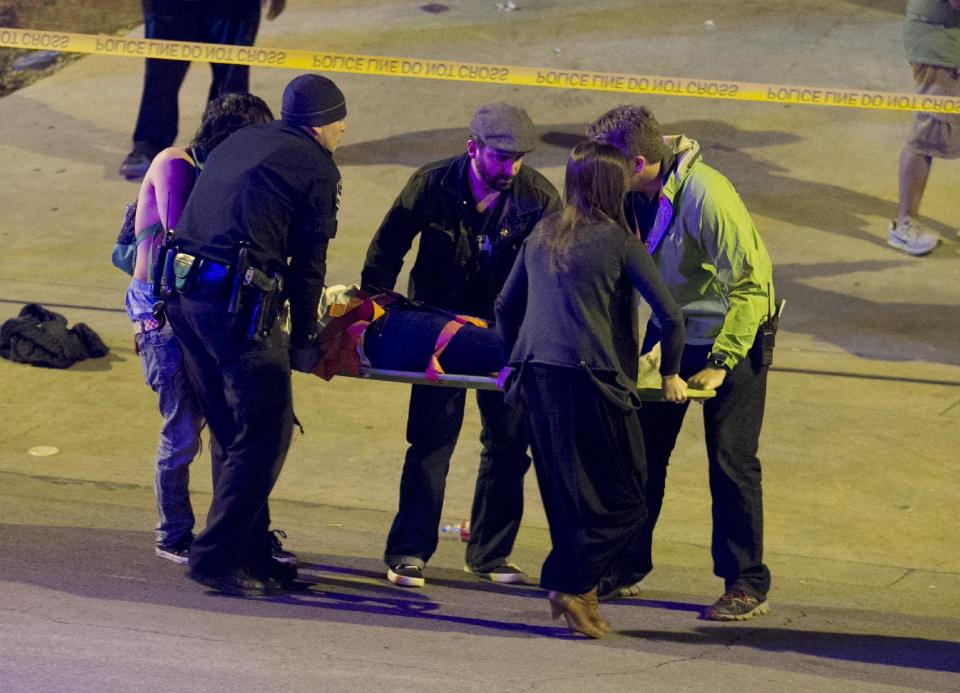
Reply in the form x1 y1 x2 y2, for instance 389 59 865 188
495 141 686 638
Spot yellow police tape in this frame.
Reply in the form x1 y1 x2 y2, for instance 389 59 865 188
2 27 959 115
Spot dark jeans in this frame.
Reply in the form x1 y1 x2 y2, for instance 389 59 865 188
521 364 648 595
637 324 771 598
384 384 531 571
166 288 292 578
133 0 261 152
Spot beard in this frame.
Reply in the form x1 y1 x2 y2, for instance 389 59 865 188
483 172 514 191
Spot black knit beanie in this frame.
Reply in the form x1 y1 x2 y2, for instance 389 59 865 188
281 74 347 127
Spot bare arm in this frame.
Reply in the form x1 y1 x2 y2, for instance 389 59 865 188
134 148 196 231
132 148 196 281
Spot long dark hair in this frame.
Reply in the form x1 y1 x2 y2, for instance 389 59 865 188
546 140 630 271
190 92 274 158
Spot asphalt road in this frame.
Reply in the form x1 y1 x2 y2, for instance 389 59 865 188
1 1 958 691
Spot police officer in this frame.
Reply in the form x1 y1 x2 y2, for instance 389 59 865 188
165 74 346 596
361 103 560 588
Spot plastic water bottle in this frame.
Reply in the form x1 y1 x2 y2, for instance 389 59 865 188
440 520 471 541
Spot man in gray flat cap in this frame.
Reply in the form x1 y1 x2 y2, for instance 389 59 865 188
362 103 560 588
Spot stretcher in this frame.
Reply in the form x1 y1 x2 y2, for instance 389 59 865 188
339 366 716 401
315 285 715 401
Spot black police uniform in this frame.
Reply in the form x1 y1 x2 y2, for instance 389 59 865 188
166 120 339 584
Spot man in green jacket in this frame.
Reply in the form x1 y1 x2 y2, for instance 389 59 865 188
589 105 776 621
888 0 960 255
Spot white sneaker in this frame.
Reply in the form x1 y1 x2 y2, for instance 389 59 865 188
887 218 940 256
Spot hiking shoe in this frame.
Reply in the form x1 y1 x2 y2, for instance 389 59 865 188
155 537 192 565
463 561 526 584
118 147 154 179
887 218 939 256
270 529 298 565
387 564 425 587
705 590 770 621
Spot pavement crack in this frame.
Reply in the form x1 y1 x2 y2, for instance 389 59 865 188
645 651 712 669
937 397 960 417
0 469 147 492
884 568 916 588
0 607 232 644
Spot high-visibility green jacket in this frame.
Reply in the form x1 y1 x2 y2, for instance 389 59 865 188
648 135 774 368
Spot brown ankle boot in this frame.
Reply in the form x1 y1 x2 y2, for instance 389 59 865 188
583 587 611 632
548 590 606 638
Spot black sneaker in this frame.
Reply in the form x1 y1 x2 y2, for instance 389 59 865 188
155 537 192 564
188 568 285 597
463 561 526 584
260 558 299 588
118 147 154 179
387 563 425 587
705 590 770 621
270 529 298 565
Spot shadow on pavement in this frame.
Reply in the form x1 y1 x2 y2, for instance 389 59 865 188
0 524 568 639
624 627 960 686
4 522 958 677
774 260 960 366
339 118 954 240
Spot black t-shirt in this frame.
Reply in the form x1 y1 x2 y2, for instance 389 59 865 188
625 192 658 242
624 152 678 241
176 120 341 339
460 189 506 319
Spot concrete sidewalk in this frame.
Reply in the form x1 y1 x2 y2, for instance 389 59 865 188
1 1 958 691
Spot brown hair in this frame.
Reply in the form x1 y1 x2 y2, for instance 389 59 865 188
191 92 274 158
586 104 667 162
545 140 630 272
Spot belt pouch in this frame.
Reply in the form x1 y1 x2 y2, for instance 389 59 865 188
173 253 199 294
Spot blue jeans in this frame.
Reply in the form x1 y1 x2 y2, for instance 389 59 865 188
127 279 203 547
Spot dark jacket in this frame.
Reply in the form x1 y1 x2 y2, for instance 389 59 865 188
495 221 683 390
176 120 341 342
360 153 560 318
0 304 109 369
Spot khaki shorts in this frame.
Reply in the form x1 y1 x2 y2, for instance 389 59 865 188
907 63 960 159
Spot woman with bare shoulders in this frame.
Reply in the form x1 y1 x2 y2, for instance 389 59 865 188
124 93 274 564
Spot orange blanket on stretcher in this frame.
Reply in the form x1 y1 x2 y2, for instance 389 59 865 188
309 286 502 382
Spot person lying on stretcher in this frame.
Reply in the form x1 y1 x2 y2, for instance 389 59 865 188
308 284 504 382
301 284 715 401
